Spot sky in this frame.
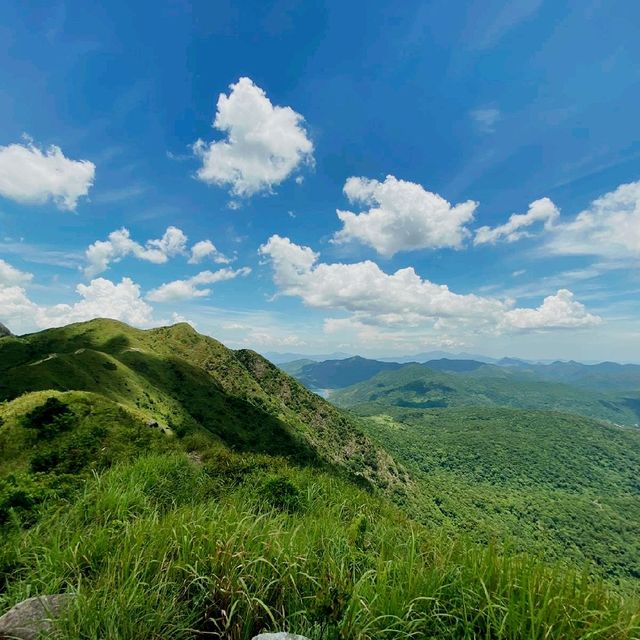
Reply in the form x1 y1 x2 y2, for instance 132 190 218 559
1 0 640 362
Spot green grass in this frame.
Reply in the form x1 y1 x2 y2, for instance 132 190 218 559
0 319 408 495
2 320 640 638
1 452 638 639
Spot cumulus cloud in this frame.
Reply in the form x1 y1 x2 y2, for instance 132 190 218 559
42 278 154 327
259 235 600 334
545 180 640 259
188 240 231 265
0 277 154 331
0 139 95 210
0 285 39 329
475 197 560 245
323 316 464 351
332 175 477 256
147 267 251 302
0 259 33 286
502 289 601 330
193 77 313 197
84 226 188 277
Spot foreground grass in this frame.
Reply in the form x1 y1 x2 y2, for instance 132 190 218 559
1 454 638 639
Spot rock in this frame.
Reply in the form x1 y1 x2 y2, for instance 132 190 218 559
146 419 169 433
0 594 74 640
252 634 310 640
0 322 12 338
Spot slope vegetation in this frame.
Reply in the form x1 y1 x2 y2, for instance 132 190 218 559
0 319 408 494
356 406 640 581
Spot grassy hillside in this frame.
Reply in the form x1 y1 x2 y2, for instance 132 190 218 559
331 363 640 426
355 406 640 582
2 450 639 639
2 319 640 637
0 319 408 495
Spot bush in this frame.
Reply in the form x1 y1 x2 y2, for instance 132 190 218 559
259 476 302 513
0 473 47 525
30 427 109 475
22 397 75 439
30 449 63 473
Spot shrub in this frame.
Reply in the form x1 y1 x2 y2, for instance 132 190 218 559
259 476 302 513
0 474 47 525
22 397 75 439
30 449 63 473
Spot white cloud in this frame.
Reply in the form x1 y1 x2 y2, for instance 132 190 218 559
0 139 95 210
259 234 601 334
502 289 601 330
188 239 230 265
470 108 501 133
146 226 188 257
0 259 33 286
170 312 197 328
475 197 559 245
41 278 154 327
84 226 188 277
545 180 640 259
0 277 154 332
323 316 465 351
0 285 39 330
241 330 306 349
221 321 247 331
147 267 251 302
193 77 313 197
332 175 477 256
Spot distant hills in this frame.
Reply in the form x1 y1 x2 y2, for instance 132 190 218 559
282 356 640 426
280 355 409 389
262 350 354 364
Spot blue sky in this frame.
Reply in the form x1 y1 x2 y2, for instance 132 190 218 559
1 0 639 361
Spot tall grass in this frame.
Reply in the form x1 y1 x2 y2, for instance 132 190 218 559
1 453 638 639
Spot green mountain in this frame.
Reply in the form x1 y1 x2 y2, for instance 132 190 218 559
328 362 640 580
331 363 640 426
500 359 640 394
0 319 408 494
280 355 406 390
1 319 640 638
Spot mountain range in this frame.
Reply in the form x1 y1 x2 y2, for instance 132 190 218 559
283 355 640 426
1 319 639 637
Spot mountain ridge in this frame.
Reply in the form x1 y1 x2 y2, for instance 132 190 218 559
0 318 409 495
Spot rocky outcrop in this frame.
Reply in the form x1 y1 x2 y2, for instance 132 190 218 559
0 323 12 338
0 594 74 639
